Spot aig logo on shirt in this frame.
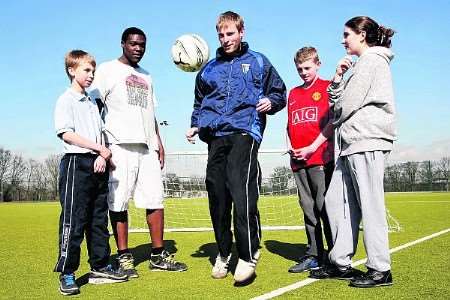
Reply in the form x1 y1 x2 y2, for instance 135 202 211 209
292 107 318 124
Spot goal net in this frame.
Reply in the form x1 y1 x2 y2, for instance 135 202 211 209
128 149 303 232
128 149 401 233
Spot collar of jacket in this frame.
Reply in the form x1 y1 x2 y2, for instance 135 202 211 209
216 42 249 61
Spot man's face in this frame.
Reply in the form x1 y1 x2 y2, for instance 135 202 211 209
217 22 244 55
122 34 146 65
296 59 320 86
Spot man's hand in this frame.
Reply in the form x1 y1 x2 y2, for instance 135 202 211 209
186 127 199 144
158 143 165 170
93 156 107 173
256 97 272 113
108 158 116 171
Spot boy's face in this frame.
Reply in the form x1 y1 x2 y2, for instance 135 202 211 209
122 34 146 65
296 59 320 86
68 60 95 90
217 22 244 55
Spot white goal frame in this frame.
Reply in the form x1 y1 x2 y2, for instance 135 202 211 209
127 149 401 233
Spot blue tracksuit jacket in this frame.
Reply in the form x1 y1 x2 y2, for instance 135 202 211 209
191 42 286 143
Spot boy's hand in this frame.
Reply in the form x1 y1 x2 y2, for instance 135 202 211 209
292 145 316 161
186 127 199 144
98 145 112 160
94 156 107 173
256 98 272 113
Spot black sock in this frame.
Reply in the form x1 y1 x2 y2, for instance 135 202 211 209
151 247 164 255
118 249 130 256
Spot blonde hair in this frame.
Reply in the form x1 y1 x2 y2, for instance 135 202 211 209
294 47 320 64
64 50 96 81
216 11 244 32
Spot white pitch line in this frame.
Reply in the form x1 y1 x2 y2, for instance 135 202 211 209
251 227 450 300
390 201 450 203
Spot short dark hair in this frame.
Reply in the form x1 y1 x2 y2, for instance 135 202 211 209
121 27 146 43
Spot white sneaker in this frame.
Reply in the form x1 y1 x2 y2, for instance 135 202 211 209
234 251 260 283
211 254 231 279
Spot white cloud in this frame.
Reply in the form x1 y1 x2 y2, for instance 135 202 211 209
390 139 450 163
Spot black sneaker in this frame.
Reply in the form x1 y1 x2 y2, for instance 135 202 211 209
89 264 128 284
309 264 357 280
59 273 80 296
149 250 188 272
117 253 139 278
288 255 320 273
350 269 393 288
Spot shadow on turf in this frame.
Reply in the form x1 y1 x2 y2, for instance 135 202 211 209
76 273 90 287
192 242 247 278
234 273 257 287
76 240 178 287
264 240 308 262
125 240 178 266
191 242 219 265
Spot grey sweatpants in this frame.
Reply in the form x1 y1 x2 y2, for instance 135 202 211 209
293 163 333 260
326 151 391 272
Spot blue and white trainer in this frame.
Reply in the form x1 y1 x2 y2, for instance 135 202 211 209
89 264 128 284
59 273 80 296
288 255 319 273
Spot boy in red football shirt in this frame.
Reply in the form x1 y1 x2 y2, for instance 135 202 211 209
286 47 334 273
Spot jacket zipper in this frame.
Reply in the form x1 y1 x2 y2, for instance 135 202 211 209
213 58 234 130
226 58 234 113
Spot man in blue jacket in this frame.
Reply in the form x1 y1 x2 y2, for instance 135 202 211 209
186 11 286 284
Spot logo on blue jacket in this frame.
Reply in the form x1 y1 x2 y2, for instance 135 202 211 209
241 63 250 74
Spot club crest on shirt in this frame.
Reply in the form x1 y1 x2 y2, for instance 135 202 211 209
312 92 322 101
241 63 250 74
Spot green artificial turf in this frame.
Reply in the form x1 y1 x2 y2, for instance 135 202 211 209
0 192 448 299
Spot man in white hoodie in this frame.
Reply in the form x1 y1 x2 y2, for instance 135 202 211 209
309 16 396 288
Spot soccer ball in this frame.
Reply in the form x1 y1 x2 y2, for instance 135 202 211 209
171 34 209 72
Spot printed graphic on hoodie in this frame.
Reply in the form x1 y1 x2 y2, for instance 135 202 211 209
126 74 148 108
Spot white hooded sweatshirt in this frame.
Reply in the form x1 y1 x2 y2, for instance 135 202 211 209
328 46 397 156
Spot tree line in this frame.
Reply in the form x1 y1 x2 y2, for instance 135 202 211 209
0 148 60 202
266 158 450 194
0 146 449 202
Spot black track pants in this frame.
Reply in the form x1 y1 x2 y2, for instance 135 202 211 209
54 154 110 274
206 134 261 261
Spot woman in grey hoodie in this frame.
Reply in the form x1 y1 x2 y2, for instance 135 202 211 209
309 16 396 288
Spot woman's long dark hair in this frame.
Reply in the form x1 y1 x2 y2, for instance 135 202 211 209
345 16 395 48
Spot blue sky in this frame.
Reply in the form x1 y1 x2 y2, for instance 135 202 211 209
1 0 450 162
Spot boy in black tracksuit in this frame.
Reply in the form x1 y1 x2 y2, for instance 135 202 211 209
53 50 127 296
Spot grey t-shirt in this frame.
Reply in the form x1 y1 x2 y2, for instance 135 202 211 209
54 88 104 154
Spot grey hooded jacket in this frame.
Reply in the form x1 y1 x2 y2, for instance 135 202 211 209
328 46 397 156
